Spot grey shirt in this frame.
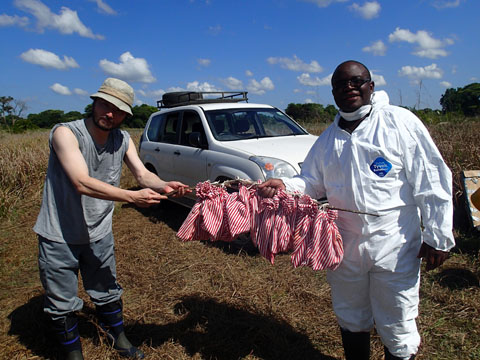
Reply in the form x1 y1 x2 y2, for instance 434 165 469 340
34 119 130 244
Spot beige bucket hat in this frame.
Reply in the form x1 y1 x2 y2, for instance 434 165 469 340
90 78 134 115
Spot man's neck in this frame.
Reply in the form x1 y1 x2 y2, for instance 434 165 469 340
85 117 109 146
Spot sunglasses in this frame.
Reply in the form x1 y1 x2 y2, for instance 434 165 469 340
333 78 371 90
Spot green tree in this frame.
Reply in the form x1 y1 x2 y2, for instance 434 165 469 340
0 96 14 126
285 102 336 123
12 118 39 133
125 104 157 128
62 111 83 122
28 109 65 128
84 103 93 119
325 104 338 118
440 83 480 116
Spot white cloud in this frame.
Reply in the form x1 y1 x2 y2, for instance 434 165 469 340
388 27 453 59
50 83 71 95
0 14 29 27
166 86 184 92
20 48 79 70
87 0 117 15
362 40 387 56
349 1 381 19
247 77 274 95
267 55 323 73
432 0 462 9
99 52 156 83
297 73 332 86
299 0 349 8
208 24 221 35
137 88 165 99
222 77 243 90
398 63 444 80
245 70 253 77
150 89 166 98
304 98 314 103
413 48 449 58
187 81 219 92
440 81 452 88
73 88 88 96
197 58 211 67
371 73 386 86
293 89 302 93
14 0 104 39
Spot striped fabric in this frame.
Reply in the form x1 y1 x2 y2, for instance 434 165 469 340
177 181 344 271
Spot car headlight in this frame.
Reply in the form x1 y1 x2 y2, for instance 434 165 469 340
250 156 298 179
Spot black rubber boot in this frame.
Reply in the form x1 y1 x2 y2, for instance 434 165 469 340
51 314 84 360
384 346 416 360
96 300 144 359
340 328 370 360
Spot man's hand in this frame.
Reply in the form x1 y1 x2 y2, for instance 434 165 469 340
131 188 167 207
160 181 191 198
417 242 449 271
130 182 191 207
257 178 286 198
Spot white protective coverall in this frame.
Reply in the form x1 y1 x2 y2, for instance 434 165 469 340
283 91 455 358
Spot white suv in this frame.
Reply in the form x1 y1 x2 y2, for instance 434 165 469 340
139 91 318 207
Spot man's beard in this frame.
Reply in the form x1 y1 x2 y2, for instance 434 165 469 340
92 115 120 131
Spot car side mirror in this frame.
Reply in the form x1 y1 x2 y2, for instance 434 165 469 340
188 132 207 149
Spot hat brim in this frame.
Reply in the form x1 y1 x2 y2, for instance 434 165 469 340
90 92 133 116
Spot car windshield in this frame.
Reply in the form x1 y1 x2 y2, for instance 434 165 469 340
205 108 307 141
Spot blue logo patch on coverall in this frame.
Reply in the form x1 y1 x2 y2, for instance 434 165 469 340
370 157 392 177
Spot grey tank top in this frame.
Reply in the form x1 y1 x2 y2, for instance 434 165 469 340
34 119 130 244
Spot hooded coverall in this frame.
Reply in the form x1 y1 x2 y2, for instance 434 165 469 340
283 91 455 358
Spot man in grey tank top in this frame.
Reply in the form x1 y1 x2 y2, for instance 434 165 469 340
34 78 190 360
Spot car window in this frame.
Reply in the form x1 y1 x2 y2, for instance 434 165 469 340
161 112 180 144
258 110 296 136
180 111 206 147
205 108 306 141
146 114 163 142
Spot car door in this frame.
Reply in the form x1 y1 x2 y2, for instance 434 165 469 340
170 110 209 187
142 112 180 180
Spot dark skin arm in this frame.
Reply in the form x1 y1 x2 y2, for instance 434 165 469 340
417 242 450 271
256 178 286 198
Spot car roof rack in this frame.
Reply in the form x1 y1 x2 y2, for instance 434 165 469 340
157 91 248 109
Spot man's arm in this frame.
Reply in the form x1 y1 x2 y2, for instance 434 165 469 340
400 110 455 271
52 126 167 207
123 137 190 198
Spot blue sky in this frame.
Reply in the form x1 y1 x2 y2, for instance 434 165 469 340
1 0 478 116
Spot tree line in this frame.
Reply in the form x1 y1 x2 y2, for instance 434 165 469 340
1 83 479 133
0 97 157 133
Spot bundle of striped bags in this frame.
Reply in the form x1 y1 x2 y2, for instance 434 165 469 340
176 181 344 271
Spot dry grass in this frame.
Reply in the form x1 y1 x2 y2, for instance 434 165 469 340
0 124 479 360
0 131 49 219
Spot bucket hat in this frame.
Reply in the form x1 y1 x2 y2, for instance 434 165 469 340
90 78 134 115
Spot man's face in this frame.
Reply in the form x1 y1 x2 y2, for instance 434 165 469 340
331 62 374 112
92 98 127 131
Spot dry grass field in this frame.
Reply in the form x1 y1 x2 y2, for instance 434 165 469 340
0 122 479 360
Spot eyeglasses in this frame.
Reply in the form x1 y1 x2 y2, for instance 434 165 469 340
333 78 371 90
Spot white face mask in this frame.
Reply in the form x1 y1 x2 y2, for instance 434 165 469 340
339 104 372 122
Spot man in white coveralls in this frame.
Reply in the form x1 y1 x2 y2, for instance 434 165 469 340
258 60 454 360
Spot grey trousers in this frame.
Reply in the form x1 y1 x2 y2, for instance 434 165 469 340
38 233 123 320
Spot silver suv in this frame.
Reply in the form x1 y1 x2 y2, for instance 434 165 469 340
139 91 318 207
